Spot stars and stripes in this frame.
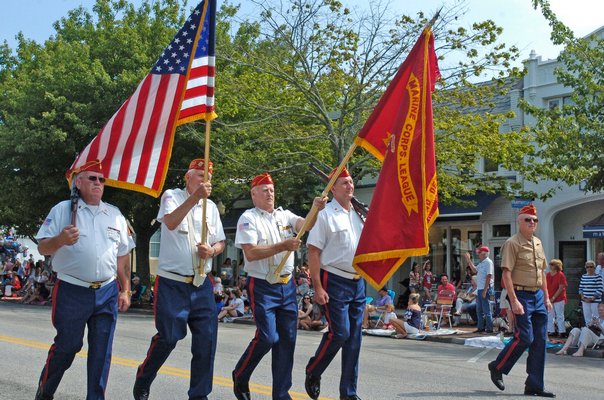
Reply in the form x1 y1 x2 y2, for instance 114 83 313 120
67 0 217 197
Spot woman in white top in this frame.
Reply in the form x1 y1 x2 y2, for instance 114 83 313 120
556 303 604 357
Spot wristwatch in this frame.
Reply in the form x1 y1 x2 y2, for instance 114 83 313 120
120 290 133 296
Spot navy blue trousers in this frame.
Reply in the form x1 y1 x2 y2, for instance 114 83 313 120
135 276 217 399
233 277 297 400
306 270 365 398
491 289 548 390
38 279 118 400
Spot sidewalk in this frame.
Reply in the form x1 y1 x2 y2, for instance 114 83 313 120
396 325 604 359
231 316 604 360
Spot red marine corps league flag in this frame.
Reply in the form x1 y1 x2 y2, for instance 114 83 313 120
353 28 440 290
66 0 217 197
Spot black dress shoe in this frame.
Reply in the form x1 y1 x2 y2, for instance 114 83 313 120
524 387 556 397
488 362 504 391
305 373 321 399
232 371 251 400
340 396 362 400
133 383 150 400
34 387 54 400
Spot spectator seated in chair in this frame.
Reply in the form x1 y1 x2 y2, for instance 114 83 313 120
556 303 604 357
362 287 393 328
453 276 478 325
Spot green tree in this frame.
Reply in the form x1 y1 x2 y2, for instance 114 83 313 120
1 0 585 283
0 0 203 284
213 0 541 207
522 0 604 192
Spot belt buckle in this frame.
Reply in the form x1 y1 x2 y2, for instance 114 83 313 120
89 281 102 289
352 274 361 281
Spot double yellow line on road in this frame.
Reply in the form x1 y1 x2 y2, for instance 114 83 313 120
0 334 333 399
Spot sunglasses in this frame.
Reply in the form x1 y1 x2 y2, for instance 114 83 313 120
87 176 106 184
524 218 538 223
586 266 595 269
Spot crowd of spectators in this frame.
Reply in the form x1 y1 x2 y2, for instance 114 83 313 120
0 232 52 305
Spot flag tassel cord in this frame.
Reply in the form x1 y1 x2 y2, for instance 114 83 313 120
273 142 359 276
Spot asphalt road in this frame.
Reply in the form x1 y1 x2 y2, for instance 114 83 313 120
0 302 602 400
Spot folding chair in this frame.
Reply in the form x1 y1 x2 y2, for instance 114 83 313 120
423 290 455 329
366 290 396 328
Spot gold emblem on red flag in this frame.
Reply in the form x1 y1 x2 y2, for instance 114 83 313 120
397 73 421 215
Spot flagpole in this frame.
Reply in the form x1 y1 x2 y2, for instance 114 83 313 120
199 119 212 274
426 7 442 30
273 142 358 276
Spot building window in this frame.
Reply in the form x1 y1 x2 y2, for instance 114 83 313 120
484 157 499 173
562 96 574 106
468 231 483 251
493 224 511 238
547 98 560 109
150 229 160 258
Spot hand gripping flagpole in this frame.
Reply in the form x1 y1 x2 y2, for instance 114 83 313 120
272 142 358 277
70 178 79 226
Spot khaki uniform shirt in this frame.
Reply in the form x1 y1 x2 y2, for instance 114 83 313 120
501 233 547 287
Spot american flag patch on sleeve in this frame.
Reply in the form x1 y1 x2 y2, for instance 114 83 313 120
238 222 249 231
43 218 52 226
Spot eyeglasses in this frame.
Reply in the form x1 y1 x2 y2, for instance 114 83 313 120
87 176 106 184
586 266 595 269
524 218 538 223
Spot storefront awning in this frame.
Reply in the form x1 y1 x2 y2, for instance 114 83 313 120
583 213 604 238
437 192 499 221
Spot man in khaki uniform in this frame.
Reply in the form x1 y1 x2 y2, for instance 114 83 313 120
487 205 555 398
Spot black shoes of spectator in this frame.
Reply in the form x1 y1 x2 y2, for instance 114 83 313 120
340 396 362 400
524 387 556 397
133 383 150 400
473 329 485 334
232 371 251 400
488 362 505 391
34 387 53 400
305 373 321 399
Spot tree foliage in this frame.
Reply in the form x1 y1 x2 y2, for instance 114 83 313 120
0 0 198 282
523 0 604 192
214 0 538 206
1 0 583 279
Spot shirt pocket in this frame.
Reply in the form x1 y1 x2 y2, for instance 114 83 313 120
329 217 351 244
178 220 189 234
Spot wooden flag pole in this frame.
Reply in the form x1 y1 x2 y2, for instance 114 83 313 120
273 142 358 276
199 119 212 273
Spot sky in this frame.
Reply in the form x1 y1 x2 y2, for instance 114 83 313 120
0 0 603 63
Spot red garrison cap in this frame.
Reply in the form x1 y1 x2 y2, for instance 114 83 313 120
328 166 351 180
251 173 274 188
519 204 537 216
188 158 213 174
73 159 103 175
477 246 490 253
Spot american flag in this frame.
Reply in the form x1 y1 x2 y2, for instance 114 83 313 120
67 0 216 197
